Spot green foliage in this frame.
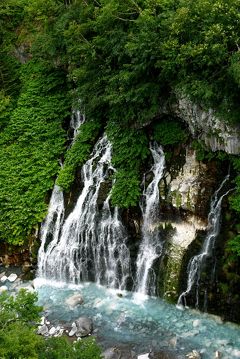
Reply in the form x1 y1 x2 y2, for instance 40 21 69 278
153 119 188 146
57 119 101 190
0 61 69 244
0 322 43 359
1 0 240 244
0 290 103 359
0 289 42 326
192 140 228 162
227 235 240 257
38 336 102 359
107 122 149 207
0 289 43 359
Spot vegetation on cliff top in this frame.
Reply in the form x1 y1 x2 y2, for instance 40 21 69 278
0 0 239 245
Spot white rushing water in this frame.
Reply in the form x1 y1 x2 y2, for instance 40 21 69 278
135 142 165 295
177 174 231 308
38 135 131 289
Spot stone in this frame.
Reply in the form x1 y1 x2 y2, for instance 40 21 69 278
103 347 137 359
186 350 201 359
37 324 49 336
69 322 78 337
75 317 93 337
0 285 8 293
149 350 178 359
170 95 240 154
103 348 122 359
49 327 57 335
0 272 6 279
138 354 149 359
192 319 201 328
0 275 8 283
65 293 84 307
7 273 18 282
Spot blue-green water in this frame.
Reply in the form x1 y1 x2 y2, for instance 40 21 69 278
34 278 240 358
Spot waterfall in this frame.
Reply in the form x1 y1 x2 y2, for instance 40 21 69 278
70 109 84 140
38 135 131 289
38 109 84 277
135 142 165 295
96 195 131 290
177 174 231 307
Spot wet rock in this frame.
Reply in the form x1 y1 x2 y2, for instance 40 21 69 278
186 350 201 359
37 324 49 336
192 319 201 328
149 350 179 359
0 275 7 283
49 327 57 336
7 273 18 282
138 354 149 359
69 322 78 337
0 272 6 279
65 293 84 307
103 347 137 359
75 317 93 337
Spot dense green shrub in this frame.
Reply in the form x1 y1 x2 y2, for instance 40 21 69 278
153 119 188 146
0 61 69 244
0 290 103 359
57 120 101 191
107 122 149 207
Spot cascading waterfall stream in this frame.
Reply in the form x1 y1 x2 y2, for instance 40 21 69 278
38 109 84 276
135 142 165 295
96 195 131 289
38 135 131 289
177 174 231 308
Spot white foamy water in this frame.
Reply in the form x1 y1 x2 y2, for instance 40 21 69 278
135 142 165 295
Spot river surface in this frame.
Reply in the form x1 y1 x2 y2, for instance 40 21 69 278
34 278 240 358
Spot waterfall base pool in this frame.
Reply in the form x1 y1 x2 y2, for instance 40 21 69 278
34 278 240 359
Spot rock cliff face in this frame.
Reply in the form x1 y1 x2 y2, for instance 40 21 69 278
168 96 240 155
156 146 219 301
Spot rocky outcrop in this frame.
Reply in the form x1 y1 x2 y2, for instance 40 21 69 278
158 147 218 301
169 96 240 155
160 218 207 301
165 148 211 217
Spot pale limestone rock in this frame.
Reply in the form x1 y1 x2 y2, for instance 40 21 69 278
0 275 8 283
7 273 18 282
172 95 240 155
169 148 206 212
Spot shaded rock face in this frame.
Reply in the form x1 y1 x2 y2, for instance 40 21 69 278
170 95 240 155
156 146 220 301
0 241 36 270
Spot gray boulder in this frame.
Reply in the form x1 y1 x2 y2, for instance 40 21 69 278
65 293 84 308
75 317 93 337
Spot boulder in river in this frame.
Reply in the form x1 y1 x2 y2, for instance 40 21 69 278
74 317 93 337
65 293 84 307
